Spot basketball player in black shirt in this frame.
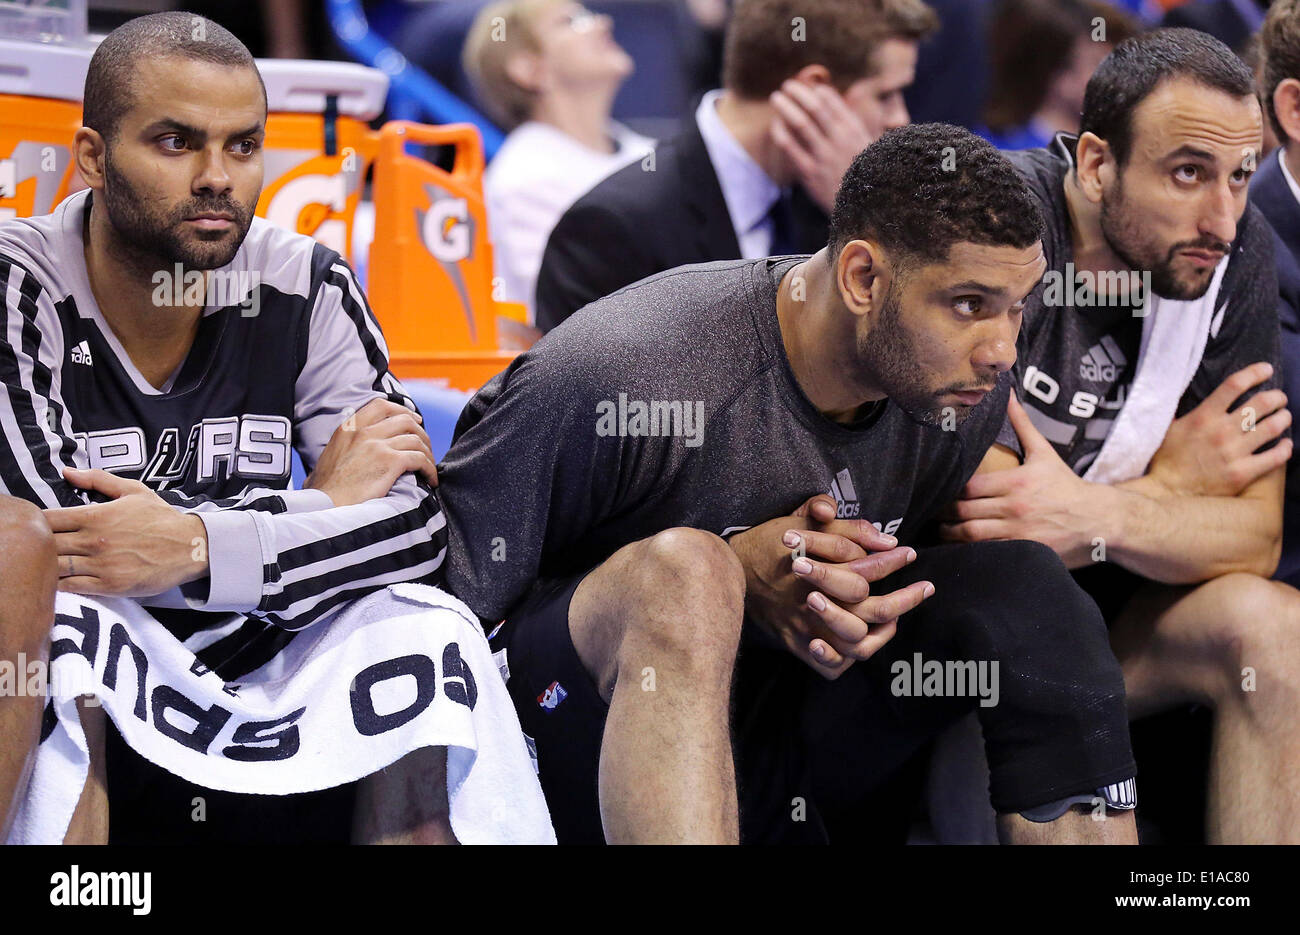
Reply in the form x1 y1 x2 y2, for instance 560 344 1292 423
945 29 1300 842
438 125 1140 843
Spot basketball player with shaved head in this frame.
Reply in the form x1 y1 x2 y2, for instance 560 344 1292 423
0 12 551 845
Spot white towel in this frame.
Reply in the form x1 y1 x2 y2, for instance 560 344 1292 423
1082 257 1230 485
7 584 556 845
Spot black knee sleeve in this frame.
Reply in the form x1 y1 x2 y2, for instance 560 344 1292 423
939 541 1136 813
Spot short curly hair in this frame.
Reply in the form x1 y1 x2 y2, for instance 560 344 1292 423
828 123 1044 269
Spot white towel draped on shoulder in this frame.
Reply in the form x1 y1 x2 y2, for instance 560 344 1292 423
1082 257 1230 485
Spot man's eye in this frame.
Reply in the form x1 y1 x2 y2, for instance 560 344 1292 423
954 296 981 316
232 139 257 156
160 135 187 151
1174 164 1199 182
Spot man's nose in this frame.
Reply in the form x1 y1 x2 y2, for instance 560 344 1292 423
1197 182 1239 248
193 146 233 195
884 98 910 132
972 318 1018 375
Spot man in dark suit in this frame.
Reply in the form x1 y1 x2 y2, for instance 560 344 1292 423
1161 0 1265 54
1253 0 1300 586
534 0 939 332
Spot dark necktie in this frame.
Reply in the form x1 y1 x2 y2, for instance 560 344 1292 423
768 188 798 256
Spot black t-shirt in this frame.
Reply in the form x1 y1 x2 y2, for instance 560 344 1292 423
998 135 1283 473
438 256 1010 622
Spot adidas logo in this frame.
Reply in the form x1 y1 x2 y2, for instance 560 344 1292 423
1079 336 1125 382
829 467 860 518
69 340 93 366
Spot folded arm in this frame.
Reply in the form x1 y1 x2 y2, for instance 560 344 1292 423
944 386 1286 584
147 259 445 629
3 254 444 630
1104 468 1282 582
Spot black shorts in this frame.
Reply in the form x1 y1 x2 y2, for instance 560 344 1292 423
1072 561 1212 843
494 572 835 844
495 541 1135 844
1071 562 1147 624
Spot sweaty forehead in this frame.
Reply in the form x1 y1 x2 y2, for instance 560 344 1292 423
1129 78 1261 163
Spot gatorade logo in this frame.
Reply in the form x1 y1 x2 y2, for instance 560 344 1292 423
265 172 348 255
421 197 471 263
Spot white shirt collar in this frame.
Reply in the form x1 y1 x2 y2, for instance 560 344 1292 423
694 89 782 237
499 119 651 162
1277 148 1300 210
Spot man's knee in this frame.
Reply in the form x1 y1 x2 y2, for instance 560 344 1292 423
937 542 1130 794
626 526 743 640
945 539 1078 600
584 527 745 689
605 525 743 614
634 527 745 596
943 540 1110 658
1190 573 1300 703
0 496 57 652
0 496 54 564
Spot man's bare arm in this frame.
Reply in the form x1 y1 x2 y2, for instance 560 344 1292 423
1101 468 1283 582
964 436 1284 583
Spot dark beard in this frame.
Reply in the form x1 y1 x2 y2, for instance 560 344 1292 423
1098 175 1229 301
858 283 962 426
101 150 255 273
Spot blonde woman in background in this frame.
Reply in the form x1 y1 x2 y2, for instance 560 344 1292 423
464 0 653 327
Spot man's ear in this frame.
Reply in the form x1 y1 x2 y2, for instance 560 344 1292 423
504 51 545 93
1273 78 1300 150
1073 131 1112 203
73 127 107 191
836 240 886 321
789 63 833 88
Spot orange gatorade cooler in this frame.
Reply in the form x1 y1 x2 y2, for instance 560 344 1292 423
0 43 387 264
256 60 387 266
367 121 520 390
0 35 518 390
0 36 89 223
